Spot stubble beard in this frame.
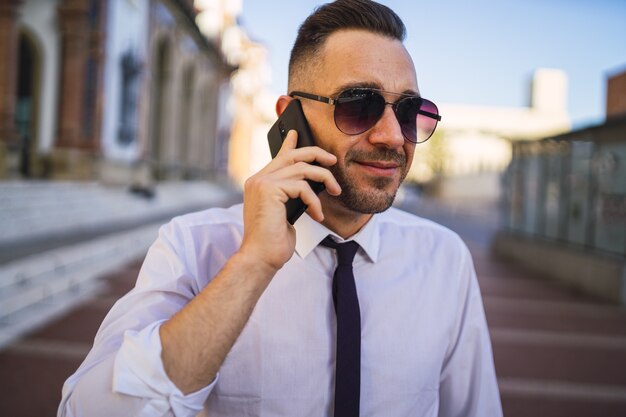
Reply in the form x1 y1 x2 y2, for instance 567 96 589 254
329 148 408 214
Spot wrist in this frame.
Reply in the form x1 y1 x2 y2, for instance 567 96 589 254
230 246 281 283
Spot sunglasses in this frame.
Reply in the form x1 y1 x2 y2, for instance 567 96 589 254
289 88 441 144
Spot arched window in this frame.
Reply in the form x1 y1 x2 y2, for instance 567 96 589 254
117 50 142 145
15 31 40 177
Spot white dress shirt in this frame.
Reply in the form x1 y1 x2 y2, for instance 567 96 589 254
58 204 502 417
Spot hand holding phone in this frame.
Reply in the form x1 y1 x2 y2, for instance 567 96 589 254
267 100 326 224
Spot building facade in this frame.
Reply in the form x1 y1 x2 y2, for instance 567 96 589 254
0 0 232 184
606 66 626 120
496 67 626 303
502 117 626 256
410 69 571 202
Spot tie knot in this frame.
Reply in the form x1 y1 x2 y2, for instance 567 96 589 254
321 236 359 266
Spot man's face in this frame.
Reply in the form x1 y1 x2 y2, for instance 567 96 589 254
299 29 418 215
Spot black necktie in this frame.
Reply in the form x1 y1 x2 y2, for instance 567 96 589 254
321 236 361 417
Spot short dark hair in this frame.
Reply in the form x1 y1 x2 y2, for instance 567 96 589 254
288 0 406 88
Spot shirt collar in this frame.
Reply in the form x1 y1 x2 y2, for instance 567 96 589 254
293 212 380 263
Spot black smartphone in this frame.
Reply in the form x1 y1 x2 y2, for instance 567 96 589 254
267 99 326 224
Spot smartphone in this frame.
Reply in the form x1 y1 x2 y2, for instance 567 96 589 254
267 99 326 224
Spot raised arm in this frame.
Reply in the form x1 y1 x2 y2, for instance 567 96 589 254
59 131 341 416
160 131 340 393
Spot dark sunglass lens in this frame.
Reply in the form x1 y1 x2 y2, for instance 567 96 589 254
415 99 439 143
334 89 385 135
396 97 440 143
395 97 421 143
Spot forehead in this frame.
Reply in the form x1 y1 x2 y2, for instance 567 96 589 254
314 29 418 95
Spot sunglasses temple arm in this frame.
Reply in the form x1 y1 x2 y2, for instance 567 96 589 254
418 110 442 121
289 91 335 105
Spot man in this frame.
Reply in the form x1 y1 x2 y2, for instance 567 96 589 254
59 1 502 416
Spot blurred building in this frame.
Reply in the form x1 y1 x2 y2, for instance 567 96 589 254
196 0 276 187
0 0 234 184
496 66 626 304
606 66 626 119
410 68 571 203
225 35 276 186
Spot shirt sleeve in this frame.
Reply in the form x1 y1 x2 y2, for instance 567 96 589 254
438 245 503 417
57 219 220 417
112 320 216 416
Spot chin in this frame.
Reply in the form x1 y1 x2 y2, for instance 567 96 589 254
338 184 399 214
332 164 405 214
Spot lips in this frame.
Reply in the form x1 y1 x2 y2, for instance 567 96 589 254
354 160 400 176
344 148 406 177
359 161 400 169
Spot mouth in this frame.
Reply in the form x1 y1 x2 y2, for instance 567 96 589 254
343 148 406 179
354 160 400 176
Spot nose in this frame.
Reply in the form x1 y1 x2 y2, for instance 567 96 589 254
366 104 405 149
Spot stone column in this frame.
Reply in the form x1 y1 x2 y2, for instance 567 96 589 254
56 0 89 147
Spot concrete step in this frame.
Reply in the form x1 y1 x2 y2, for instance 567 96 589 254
0 181 234 247
0 279 106 349
0 223 161 349
0 180 242 349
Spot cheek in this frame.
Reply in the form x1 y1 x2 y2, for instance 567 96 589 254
306 105 337 150
335 138 363 166
313 130 356 163
404 143 416 167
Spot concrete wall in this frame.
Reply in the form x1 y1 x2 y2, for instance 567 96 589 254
493 231 626 305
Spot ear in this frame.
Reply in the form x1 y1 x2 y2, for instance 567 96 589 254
275 95 294 117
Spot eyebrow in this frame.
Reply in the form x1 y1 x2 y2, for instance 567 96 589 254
330 82 420 98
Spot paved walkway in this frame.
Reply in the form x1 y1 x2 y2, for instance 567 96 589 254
0 260 142 417
1 199 626 416
471 242 626 417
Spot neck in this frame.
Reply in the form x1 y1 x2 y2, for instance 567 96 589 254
319 194 373 239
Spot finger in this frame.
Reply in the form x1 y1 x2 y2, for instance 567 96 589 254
281 179 325 222
276 146 338 170
279 129 299 152
273 162 341 196
276 130 337 167
259 144 338 179
256 130 300 176
259 130 324 176
302 189 324 222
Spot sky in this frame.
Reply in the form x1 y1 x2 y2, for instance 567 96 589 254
239 0 626 129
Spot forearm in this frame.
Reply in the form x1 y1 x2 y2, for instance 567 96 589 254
160 249 277 394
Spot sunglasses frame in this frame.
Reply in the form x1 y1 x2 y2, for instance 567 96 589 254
289 88 442 143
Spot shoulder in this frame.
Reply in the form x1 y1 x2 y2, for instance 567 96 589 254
376 207 469 261
375 208 475 289
158 203 244 250
152 204 244 283
379 207 464 243
168 203 243 230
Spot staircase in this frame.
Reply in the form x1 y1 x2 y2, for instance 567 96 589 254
0 181 241 348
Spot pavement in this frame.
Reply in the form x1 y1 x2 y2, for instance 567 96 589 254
1 187 626 416
0 262 140 417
